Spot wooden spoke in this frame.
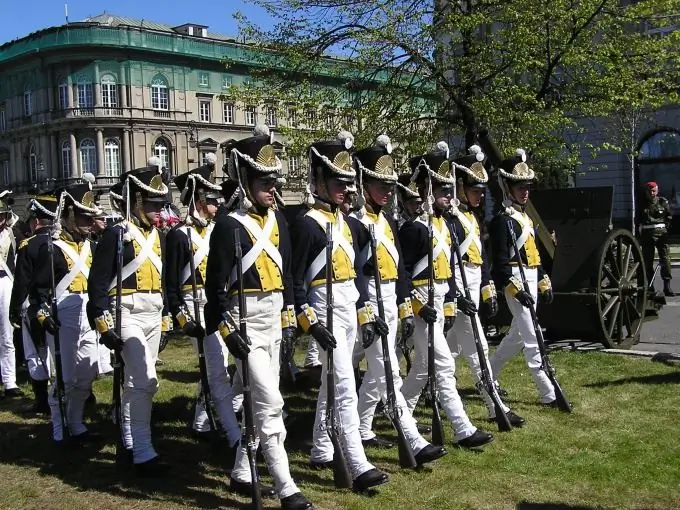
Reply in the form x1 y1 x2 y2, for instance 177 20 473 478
607 301 621 339
626 262 640 282
602 294 619 317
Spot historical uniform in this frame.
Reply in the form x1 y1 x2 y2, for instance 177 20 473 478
0 190 23 398
639 181 674 296
166 156 240 442
446 146 524 426
399 142 493 447
11 177 101 441
395 173 422 227
87 158 172 474
204 125 313 510
349 135 447 464
488 149 556 405
291 131 389 491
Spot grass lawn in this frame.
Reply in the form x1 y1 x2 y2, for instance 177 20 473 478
0 338 679 510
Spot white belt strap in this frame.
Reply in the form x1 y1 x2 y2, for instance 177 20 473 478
353 212 400 268
108 226 161 291
180 223 214 284
0 230 13 282
454 211 482 258
508 210 533 259
305 210 355 288
229 210 282 287
53 240 90 298
413 218 450 278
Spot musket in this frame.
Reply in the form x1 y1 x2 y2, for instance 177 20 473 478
113 224 126 456
368 223 417 468
46 232 69 439
324 221 352 488
234 229 263 510
450 225 511 431
426 205 445 446
505 216 572 413
187 226 218 436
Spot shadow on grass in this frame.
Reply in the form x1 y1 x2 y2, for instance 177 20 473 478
585 370 680 388
517 503 605 510
156 368 201 385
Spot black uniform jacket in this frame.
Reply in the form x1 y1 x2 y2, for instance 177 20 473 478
87 221 168 322
204 208 293 335
489 206 546 291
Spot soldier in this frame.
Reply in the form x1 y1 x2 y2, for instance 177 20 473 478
639 181 674 297
446 146 524 427
165 154 227 440
10 194 55 415
349 135 448 463
399 142 493 448
395 173 422 225
11 176 102 442
0 189 23 398
488 149 557 406
87 158 173 475
204 125 314 510
290 131 390 491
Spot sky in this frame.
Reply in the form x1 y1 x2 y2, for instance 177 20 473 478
0 0 274 43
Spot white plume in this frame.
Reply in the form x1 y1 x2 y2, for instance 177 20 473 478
204 152 217 165
376 134 393 155
148 155 162 168
338 130 354 150
515 148 527 162
468 145 485 162
253 124 270 137
81 172 96 188
436 141 449 159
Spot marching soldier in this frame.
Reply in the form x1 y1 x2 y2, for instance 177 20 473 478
395 173 422 226
446 146 524 427
399 142 493 448
204 125 314 509
10 176 102 442
639 181 675 296
0 189 23 398
165 154 232 440
349 135 448 463
291 131 389 491
87 158 173 475
488 149 557 406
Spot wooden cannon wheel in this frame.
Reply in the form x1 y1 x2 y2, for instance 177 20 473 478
596 229 648 349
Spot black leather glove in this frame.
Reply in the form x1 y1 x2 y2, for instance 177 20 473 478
100 330 123 353
443 316 456 334
281 326 296 363
540 288 554 305
484 295 499 318
457 295 478 317
361 323 378 349
40 315 60 336
224 330 250 360
401 316 415 341
515 290 535 308
9 310 22 330
373 315 389 337
158 332 170 353
417 303 438 324
308 323 337 351
182 320 206 339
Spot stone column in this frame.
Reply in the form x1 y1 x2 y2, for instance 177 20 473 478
122 129 131 173
40 135 50 180
96 128 105 176
46 66 54 112
67 70 74 109
119 61 128 109
94 61 101 108
49 134 57 178
9 142 16 183
69 133 78 177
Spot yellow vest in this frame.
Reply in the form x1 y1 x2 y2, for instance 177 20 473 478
244 212 284 293
461 211 483 266
182 225 210 292
364 211 398 281
60 238 92 293
309 208 355 287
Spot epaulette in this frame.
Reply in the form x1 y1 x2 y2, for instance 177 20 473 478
18 235 35 250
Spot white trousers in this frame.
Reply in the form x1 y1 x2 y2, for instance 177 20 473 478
309 280 374 479
46 292 98 441
401 282 477 441
228 291 300 499
489 267 556 403
356 280 429 454
118 292 163 464
182 289 211 433
22 314 51 381
447 264 509 418
0 276 18 389
97 340 113 375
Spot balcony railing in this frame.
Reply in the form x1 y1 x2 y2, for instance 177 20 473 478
3 106 187 129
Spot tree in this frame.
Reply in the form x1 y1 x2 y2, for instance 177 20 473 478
227 0 680 188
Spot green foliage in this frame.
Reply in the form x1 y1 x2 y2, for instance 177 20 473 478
227 0 680 186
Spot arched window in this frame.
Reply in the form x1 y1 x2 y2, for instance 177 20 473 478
23 88 32 117
0 151 9 185
151 75 169 111
61 141 72 178
28 144 38 182
154 138 171 171
101 75 118 111
104 139 120 177
76 74 93 109
58 79 69 110
79 138 96 175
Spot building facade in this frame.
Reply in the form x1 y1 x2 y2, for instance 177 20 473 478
0 14 309 211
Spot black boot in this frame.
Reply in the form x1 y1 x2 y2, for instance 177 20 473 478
663 279 675 297
281 492 314 510
27 379 50 415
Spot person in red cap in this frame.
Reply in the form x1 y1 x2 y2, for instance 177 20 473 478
638 181 674 296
